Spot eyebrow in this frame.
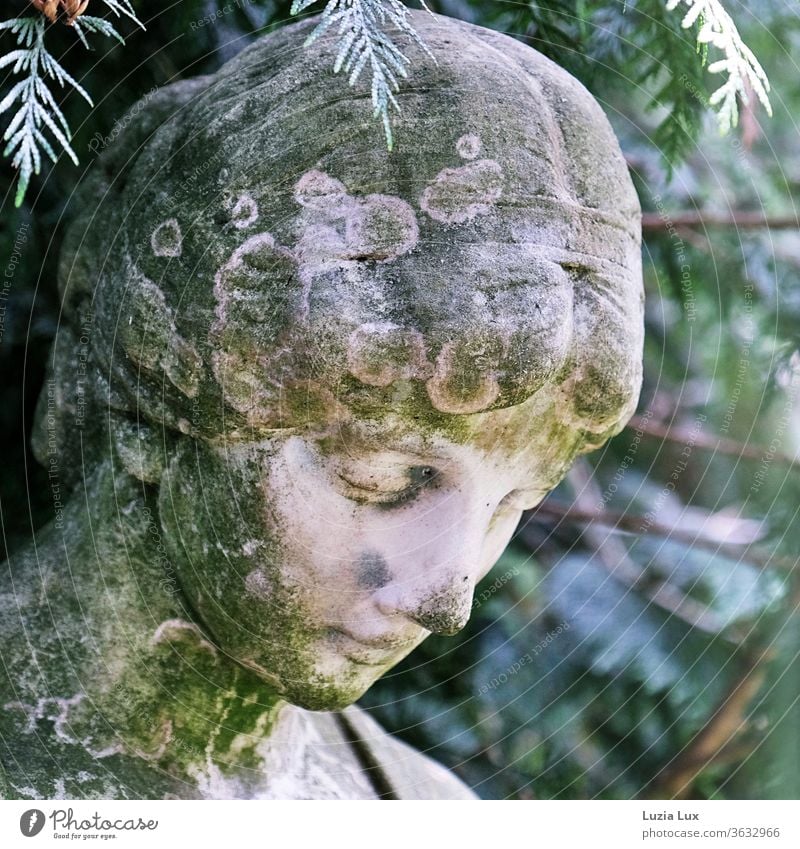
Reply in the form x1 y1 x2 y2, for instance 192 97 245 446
332 443 448 466
315 419 445 457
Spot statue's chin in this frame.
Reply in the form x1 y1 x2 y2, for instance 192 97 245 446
234 650 387 711
282 678 375 712
237 634 422 711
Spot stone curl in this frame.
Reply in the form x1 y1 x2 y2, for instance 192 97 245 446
39 11 643 471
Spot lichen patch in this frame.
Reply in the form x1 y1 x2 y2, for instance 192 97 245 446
150 619 218 656
151 218 183 257
294 169 419 264
294 169 350 213
228 193 259 229
455 133 482 160
420 146 505 225
244 568 275 601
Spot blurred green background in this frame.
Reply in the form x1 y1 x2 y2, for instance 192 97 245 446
1 0 798 799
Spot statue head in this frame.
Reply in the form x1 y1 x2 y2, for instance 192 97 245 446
38 13 643 710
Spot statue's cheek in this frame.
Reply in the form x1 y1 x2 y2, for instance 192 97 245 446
260 437 365 545
156 443 259 588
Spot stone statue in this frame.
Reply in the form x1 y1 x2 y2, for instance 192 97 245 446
0 11 643 800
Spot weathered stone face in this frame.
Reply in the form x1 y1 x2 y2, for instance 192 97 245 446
40 11 643 713
159 392 583 710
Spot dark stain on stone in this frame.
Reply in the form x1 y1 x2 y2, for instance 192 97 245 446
357 550 391 590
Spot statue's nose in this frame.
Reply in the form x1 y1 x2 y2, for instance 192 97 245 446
374 575 474 636
367 494 493 636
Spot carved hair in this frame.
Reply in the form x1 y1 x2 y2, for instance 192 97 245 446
34 13 643 484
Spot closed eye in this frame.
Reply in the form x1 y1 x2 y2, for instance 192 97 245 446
336 465 440 507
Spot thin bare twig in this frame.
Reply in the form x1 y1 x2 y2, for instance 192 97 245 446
645 648 771 799
529 501 796 574
642 211 800 231
626 415 800 472
556 463 734 638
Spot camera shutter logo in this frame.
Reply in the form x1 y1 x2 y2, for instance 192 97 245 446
20 810 46 837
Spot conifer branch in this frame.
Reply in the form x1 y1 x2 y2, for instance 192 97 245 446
666 0 772 132
1 2 143 206
291 0 434 150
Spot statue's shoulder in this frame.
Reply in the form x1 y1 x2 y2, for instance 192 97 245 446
338 706 477 800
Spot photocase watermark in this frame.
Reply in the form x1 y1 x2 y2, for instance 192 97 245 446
476 621 570 695
189 0 258 30
676 73 755 174
177 147 232 200
147 147 233 227
75 311 94 429
472 566 520 610
639 412 707 533
87 87 159 154
19 807 158 838
677 73 712 110
651 193 696 323
749 359 800 495
1 221 29 347
44 379 65 530
141 505 179 598
598 407 654 509
720 281 754 435
20 809 45 837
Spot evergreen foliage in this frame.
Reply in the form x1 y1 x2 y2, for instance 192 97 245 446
290 0 434 149
0 1 772 199
0 0 141 205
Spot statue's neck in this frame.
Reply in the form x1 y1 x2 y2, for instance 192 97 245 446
3 459 285 792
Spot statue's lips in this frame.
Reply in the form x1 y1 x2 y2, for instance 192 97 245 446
327 627 423 656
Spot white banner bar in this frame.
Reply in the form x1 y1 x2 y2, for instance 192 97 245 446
1 799 798 848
